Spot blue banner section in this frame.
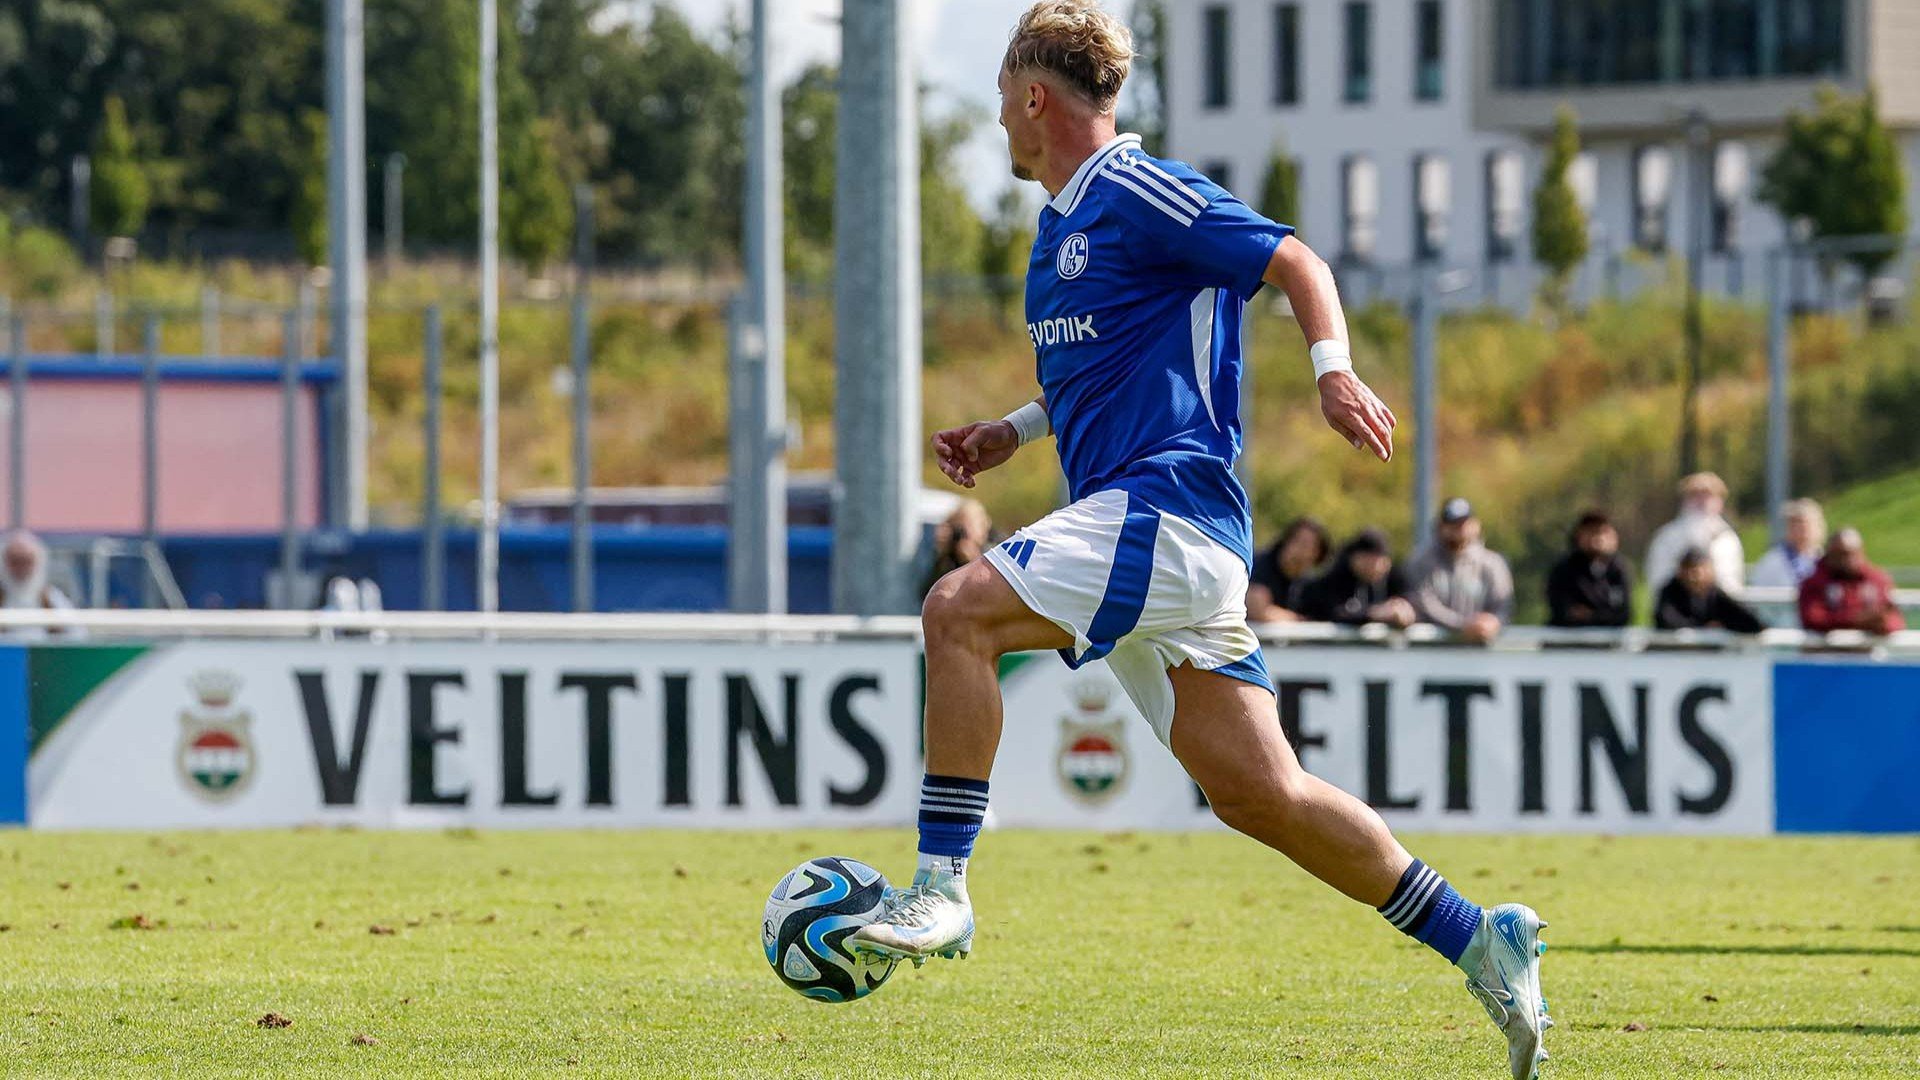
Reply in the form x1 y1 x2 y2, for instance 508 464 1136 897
0 646 26 824
1774 661 1920 833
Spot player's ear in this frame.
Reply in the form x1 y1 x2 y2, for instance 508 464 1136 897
1026 80 1045 117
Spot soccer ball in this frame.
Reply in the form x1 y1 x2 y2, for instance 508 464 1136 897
762 856 899 1003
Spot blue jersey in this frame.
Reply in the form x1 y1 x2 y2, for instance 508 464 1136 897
1026 133 1294 568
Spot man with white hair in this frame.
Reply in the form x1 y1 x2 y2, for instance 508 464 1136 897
0 530 77 639
849 4 1549 1077
1645 472 1745 594
1750 498 1826 589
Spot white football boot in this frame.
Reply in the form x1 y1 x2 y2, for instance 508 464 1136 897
847 872 974 968
1461 903 1552 1080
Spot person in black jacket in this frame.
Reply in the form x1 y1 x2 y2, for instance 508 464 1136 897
1247 516 1331 623
1655 548 1764 633
1546 510 1633 627
1299 529 1415 627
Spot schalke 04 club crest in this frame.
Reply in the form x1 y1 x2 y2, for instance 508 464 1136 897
177 670 255 802
1055 679 1128 805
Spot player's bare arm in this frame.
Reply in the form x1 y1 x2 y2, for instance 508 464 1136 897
1263 236 1398 463
932 395 1048 489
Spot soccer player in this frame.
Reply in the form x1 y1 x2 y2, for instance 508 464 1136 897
849 2 1550 1077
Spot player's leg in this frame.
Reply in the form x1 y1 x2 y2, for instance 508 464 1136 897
850 557 1070 965
1165 664 1550 1080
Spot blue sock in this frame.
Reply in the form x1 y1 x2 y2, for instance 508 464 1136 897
1379 859 1482 965
916 773 988 875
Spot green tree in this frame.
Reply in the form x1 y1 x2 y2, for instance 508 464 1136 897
1257 146 1301 230
1760 87 1909 274
782 63 838 274
504 117 575 271
289 108 328 265
89 94 148 240
920 107 987 280
1118 0 1169 149
1531 105 1589 311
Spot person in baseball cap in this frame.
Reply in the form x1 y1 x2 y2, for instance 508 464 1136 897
1403 496 1514 643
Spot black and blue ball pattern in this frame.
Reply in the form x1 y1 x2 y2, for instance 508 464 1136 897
762 856 898 1003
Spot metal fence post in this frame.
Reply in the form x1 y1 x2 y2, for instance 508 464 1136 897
7 313 24 530
1765 247 1791 542
569 263 593 613
201 285 222 357
95 289 114 358
280 308 302 608
422 304 445 611
140 314 160 607
1411 266 1438 550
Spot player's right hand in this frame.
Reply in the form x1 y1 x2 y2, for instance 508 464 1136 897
932 420 1020 489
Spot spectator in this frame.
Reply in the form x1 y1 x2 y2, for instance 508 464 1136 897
1546 510 1633 628
1799 528 1906 635
1298 529 1415 628
1645 471 1744 594
1655 548 1764 633
1404 498 1513 643
923 499 998 598
1248 516 1331 623
0 531 78 640
1749 498 1827 588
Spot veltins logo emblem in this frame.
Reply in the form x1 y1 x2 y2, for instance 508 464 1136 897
1055 679 1128 805
1057 232 1090 280
177 670 254 803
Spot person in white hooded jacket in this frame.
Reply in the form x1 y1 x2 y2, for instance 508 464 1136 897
1645 472 1745 595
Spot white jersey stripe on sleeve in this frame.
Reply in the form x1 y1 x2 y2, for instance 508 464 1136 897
1102 165 1197 227
1132 159 1209 211
1189 288 1220 431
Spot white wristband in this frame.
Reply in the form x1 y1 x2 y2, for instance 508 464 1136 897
1002 401 1050 446
1309 340 1354 381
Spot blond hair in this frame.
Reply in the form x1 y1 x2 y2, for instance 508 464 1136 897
1003 0 1134 115
1781 497 1827 541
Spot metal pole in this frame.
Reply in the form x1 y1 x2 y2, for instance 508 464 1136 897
1411 266 1438 549
1680 110 1708 477
727 295 765 611
7 315 24 530
70 155 90 253
569 193 594 613
95 289 113 358
478 0 501 614
833 0 921 615
201 286 221 357
1765 247 1791 542
422 304 445 611
141 315 160 607
327 0 370 531
280 309 302 608
733 0 787 614
383 152 405 273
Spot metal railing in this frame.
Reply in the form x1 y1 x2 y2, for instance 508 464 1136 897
3 608 1917 655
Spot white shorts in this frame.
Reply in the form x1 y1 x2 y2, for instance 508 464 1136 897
982 488 1272 746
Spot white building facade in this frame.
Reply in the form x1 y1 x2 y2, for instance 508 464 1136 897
1165 0 1920 290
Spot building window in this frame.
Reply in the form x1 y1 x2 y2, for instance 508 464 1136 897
1633 145 1673 253
1205 160 1235 195
1203 5 1232 109
1484 150 1525 263
1415 1 1444 101
1341 155 1379 262
1414 154 1451 261
1492 0 1847 88
1273 3 1301 106
1712 140 1749 253
1343 2 1371 104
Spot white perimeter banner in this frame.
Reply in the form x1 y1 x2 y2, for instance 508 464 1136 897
31 641 920 829
991 648 1774 834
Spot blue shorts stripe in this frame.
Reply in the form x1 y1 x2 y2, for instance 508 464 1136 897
1060 502 1162 669
1212 649 1273 693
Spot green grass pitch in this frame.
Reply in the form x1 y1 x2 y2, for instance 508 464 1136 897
0 829 1914 1077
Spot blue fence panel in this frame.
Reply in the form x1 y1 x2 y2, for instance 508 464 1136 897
0 647 25 824
1774 660 1920 833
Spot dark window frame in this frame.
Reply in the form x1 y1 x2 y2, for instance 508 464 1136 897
1415 0 1444 102
1203 4 1233 110
1343 1 1372 104
1273 3 1301 106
